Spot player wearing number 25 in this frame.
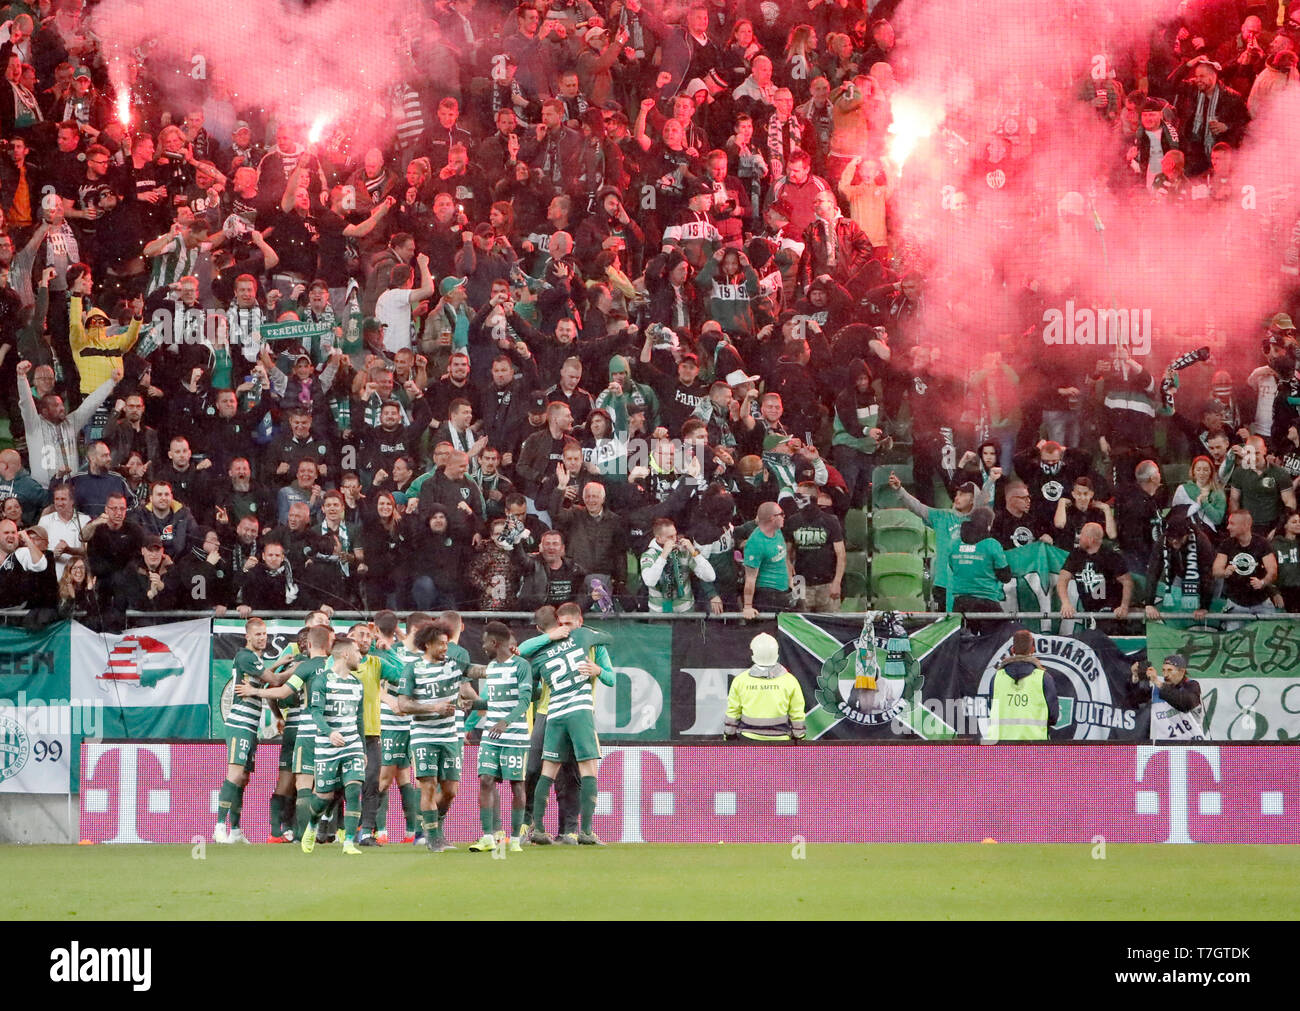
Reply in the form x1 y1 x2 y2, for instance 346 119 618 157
984 630 1058 742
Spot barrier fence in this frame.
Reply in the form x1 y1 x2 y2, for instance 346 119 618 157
2 611 1298 802
76 740 1300 845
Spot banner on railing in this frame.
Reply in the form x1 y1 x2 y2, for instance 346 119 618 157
778 614 1146 740
1147 621 1300 740
0 622 73 793
211 617 674 742
71 619 211 740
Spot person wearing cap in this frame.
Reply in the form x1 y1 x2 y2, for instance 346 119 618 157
1126 98 1182 188
594 353 659 439
948 506 1012 636
1175 56 1249 176
1243 312 1297 440
1129 654 1205 741
116 532 180 613
424 275 471 353
724 632 807 742
636 329 711 436
984 629 1058 742
662 178 722 266
576 23 625 108
1247 44 1299 115
457 222 517 309
227 120 264 172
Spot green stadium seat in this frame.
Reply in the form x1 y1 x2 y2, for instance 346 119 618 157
874 595 928 612
625 551 642 596
871 553 925 604
838 596 866 613
844 508 869 551
843 550 870 599
1162 462 1189 490
872 508 927 554
871 463 912 510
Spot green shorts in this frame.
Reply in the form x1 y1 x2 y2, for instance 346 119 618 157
226 730 257 772
478 741 527 781
315 751 366 792
380 729 411 767
292 732 316 777
411 739 461 782
278 727 297 772
541 710 601 763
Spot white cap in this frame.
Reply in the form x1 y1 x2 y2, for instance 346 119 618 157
750 633 779 667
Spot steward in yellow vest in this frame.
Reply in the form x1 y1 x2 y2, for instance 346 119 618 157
984 630 1059 742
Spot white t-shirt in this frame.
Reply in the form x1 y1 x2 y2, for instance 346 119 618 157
38 510 91 579
375 287 414 355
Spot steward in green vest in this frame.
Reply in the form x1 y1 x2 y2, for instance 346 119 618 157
985 630 1058 741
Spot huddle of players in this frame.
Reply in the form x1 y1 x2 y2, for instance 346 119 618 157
211 602 614 854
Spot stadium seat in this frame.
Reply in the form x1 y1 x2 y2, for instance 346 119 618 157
625 551 642 596
838 596 866 612
844 508 869 551
874 595 928 612
871 463 912 510
871 553 925 604
843 550 870 599
1162 462 1189 490
872 509 927 554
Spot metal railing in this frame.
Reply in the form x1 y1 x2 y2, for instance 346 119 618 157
4 607 1299 624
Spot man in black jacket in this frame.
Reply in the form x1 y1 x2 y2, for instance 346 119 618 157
478 351 541 465
238 538 299 613
1175 57 1250 176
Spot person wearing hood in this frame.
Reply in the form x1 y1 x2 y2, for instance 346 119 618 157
1247 46 1299 115
594 354 660 437
983 630 1058 742
696 245 760 336
574 187 646 276
173 526 235 613
724 632 807 741
409 503 471 610
948 506 1012 636
831 358 891 508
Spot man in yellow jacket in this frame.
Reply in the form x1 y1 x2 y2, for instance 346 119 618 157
70 290 141 395
724 633 807 742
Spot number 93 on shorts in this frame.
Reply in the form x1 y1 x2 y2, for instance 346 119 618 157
412 741 462 782
477 742 526 781
315 753 366 792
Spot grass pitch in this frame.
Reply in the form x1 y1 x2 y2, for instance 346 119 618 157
4 843 1296 919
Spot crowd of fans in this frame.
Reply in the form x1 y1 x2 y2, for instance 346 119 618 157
0 0 1298 629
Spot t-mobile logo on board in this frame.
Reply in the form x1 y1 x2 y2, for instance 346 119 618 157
1042 301 1151 356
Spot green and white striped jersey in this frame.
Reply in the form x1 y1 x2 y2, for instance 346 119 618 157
311 665 365 761
482 656 534 748
284 656 329 732
226 647 275 733
375 643 417 732
399 657 465 745
147 233 203 294
522 626 607 720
